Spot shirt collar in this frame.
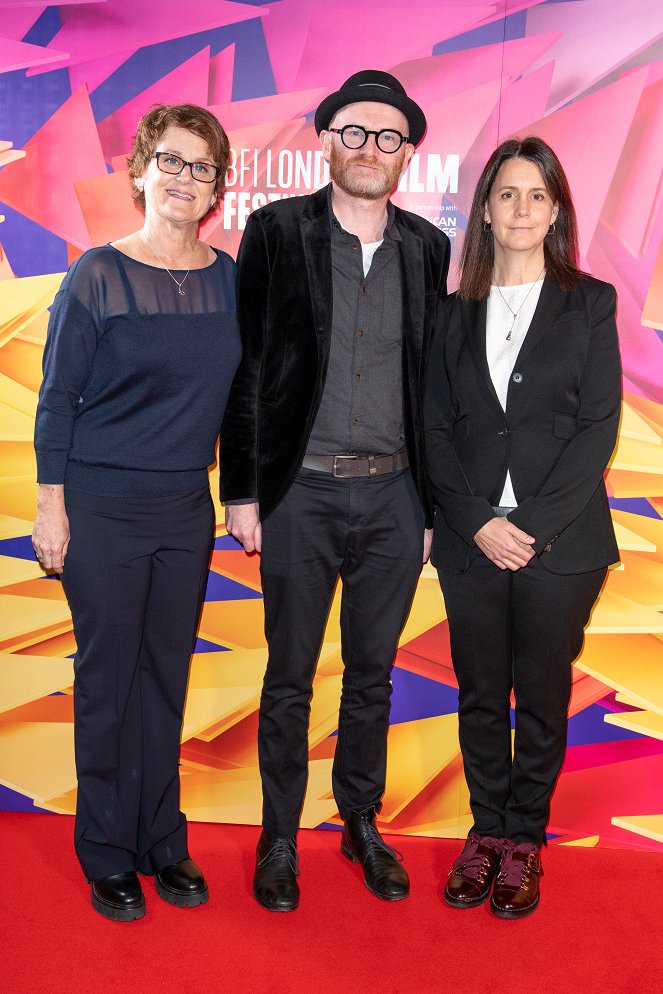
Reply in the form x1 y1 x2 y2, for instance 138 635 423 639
327 185 401 241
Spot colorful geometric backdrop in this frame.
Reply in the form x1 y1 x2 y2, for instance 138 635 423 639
1 0 663 852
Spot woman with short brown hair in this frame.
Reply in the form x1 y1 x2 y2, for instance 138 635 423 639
33 104 239 921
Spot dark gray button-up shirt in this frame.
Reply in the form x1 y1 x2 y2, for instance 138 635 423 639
306 199 405 456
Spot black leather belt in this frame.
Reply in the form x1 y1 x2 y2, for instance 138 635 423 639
301 448 409 478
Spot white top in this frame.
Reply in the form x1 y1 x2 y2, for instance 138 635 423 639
486 278 544 507
361 239 383 276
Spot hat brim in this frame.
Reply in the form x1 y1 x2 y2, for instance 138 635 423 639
314 84 427 148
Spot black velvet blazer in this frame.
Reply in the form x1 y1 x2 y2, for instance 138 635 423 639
219 184 450 523
424 275 622 574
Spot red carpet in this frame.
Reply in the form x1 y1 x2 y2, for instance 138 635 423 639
4 812 661 994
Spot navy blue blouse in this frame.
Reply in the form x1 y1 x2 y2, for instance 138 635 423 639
35 245 241 497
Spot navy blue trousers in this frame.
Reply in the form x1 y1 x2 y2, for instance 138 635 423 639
62 487 214 880
259 468 425 836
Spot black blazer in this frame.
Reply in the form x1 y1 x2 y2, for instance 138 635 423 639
424 275 622 574
220 184 450 523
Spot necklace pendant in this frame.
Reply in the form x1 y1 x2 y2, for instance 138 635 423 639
506 326 513 341
178 287 186 296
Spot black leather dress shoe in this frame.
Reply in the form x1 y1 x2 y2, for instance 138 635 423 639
155 858 209 908
253 830 300 912
444 833 503 908
341 808 409 902
91 871 146 922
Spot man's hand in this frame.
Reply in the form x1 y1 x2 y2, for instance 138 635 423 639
423 527 433 564
32 484 69 574
474 517 535 571
225 502 262 553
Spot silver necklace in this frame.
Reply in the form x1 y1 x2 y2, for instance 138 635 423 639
493 266 545 340
142 232 199 295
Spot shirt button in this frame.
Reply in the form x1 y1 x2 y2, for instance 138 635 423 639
355 373 362 381
512 372 523 384
352 418 359 425
352 244 358 251
358 329 364 337
501 427 511 437
362 286 368 293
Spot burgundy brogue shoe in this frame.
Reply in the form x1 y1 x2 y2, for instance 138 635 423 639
490 840 542 919
444 833 503 909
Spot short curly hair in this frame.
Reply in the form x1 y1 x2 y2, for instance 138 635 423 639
126 104 230 219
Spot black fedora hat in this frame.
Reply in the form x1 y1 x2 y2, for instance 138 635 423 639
314 69 426 147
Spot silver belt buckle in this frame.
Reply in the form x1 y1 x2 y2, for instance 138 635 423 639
332 454 358 478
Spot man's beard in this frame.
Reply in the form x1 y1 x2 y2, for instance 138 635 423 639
329 143 403 200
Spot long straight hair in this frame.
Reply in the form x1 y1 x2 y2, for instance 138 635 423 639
459 136 581 300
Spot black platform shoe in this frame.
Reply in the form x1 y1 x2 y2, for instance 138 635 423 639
91 871 146 922
155 858 209 908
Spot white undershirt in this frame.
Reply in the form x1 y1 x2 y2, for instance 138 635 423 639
335 214 383 276
486 279 544 507
361 239 383 277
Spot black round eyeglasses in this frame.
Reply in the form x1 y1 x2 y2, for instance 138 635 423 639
328 125 409 154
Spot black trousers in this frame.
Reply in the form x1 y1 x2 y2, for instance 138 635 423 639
62 487 214 880
259 467 425 836
438 552 606 845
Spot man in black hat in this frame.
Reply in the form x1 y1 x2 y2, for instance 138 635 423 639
220 70 450 911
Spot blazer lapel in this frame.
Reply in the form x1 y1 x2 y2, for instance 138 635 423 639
398 223 425 379
462 297 503 414
300 186 334 371
463 278 566 415
511 275 565 367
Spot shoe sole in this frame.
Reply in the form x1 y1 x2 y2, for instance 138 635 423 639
252 887 299 912
489 895 539 919
443 887 491 909
91 891 146 922
155 878 209 908
341 843 409 903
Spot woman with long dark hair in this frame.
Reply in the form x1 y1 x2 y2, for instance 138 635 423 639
424 136 621 918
